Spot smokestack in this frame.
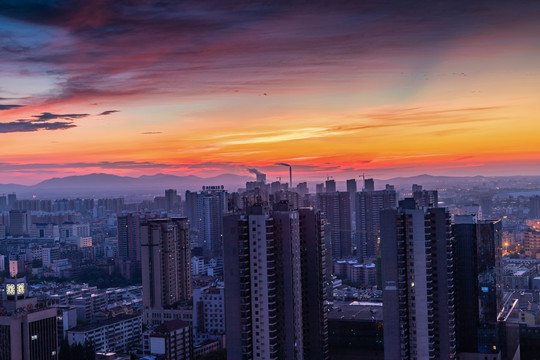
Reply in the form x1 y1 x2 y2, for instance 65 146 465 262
275 163 293 188
247 168 266 183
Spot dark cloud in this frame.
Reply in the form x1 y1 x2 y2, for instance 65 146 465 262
30 112 89 121
0 112 91 133
0 121 75 133
2 0 539 105
98 110 119 115
141 131 161 134
0 104 23 110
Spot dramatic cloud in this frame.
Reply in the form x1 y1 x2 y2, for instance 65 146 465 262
0 121 75 133
0 0 540 181
2 0 539 104
29 112 89 121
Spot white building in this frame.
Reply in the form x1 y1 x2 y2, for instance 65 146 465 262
67 314 142 353
60 223 90 239
193 286 225 345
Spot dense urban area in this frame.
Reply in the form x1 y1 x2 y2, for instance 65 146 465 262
2 173 540 359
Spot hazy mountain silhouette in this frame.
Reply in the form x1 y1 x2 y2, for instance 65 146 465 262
0 173 252 198
1 173 539 198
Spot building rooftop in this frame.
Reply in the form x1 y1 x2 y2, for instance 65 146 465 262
328 302 383 322
153 319 190 334
69 314 141 332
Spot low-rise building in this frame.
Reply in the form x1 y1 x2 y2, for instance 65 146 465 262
67 314 142 353
143 319 192 360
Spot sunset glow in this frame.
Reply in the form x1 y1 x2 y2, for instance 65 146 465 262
1 1 540 184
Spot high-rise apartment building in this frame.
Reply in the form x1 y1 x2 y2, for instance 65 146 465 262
356 181 396 261
317 192 351 259
165 189 181 212
412 184 438 208
224 204 328 360
185 186 227 256
117 213 141 262
325 179 336 193
141 218 192 311
381 199 456 360
454 215 503 357
7 193 16 209
298 208 329 360
346 179 357 232
8 209 30 237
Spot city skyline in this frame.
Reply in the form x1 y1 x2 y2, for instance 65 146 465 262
1 0 540 184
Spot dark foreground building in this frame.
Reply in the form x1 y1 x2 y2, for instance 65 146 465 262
224 203 328 360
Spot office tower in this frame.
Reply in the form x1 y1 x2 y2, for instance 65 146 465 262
224 204 328 360
316 183 325 194
412 184 438 208
317 192 351 258
530 195 540 219
298 208 329 360
141 217 192 310
0 277 58 360
356 182 396 261
454 215 502 357
325 179 336 193
117 213 141 261
381 200 456 360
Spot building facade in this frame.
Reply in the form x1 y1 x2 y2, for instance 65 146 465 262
141 217 192 312
454 215 503 358
381 200 456 360
224 204 328 360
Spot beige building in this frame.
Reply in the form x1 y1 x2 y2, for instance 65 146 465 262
141 218 192 315
523 229 540 258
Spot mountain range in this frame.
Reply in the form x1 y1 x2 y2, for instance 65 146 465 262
1 173 540 199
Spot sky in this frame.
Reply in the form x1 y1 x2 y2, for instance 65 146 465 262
1 0 540 185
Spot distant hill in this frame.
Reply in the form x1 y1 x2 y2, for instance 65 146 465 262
0 173 252 198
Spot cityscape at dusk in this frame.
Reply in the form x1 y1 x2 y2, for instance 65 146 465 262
3 1 540 360
1 0 540 185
